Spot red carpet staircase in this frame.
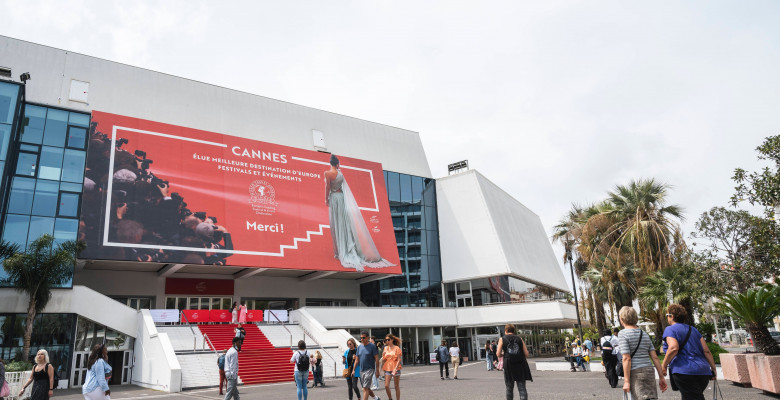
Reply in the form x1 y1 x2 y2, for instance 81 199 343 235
198 324 298 385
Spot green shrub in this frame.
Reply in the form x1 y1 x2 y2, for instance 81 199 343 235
707 342 729 364
6 360 33 372
696 322 716 343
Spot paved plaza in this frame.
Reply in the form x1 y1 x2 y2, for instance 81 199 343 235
51 361 772 400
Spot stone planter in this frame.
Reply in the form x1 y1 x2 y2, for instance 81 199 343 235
746 354 780 394
720 353 751 387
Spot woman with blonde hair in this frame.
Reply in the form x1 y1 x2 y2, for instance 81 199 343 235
18 349 55 399
380 334 403 400
618 306 667 399
311 350 324 387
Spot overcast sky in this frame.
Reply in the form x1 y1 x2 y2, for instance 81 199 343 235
2 1 779 287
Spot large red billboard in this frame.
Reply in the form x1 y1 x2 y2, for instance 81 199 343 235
79 111 401 274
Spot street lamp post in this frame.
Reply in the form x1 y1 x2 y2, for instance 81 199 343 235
568 251 584 344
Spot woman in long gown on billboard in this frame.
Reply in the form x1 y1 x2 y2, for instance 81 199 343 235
325 155 394 272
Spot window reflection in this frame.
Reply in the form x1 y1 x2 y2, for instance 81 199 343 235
43 108 68 147
38 146 64 180
27 216 55 247
15 152 37 177
21 105 46 144
32 180 59 216
61 149 85 182
7 178 35 214
0 83 20 124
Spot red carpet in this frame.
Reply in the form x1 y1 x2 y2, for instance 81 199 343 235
199 324 302 384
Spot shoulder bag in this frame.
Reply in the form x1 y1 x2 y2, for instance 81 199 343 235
616 330 643 377
669 325 692 391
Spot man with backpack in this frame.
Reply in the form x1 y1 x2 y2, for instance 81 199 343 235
217 349 227 395
601 329 619 388
497 324 532 400
224 337 240 400
436 340 451 380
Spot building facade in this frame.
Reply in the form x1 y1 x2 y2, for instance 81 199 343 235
0 35 576 390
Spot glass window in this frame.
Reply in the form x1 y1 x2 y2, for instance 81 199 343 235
68 112 90 127
27 216 55 246
386 172 400 203
400 173 412 203
60 182 82 192
15 152 37 177
38 146 64 180
32 180 59 216
61 149 86 183
411 176 424 203
21 105 46 144
53 218 78 243
3 214 30 249
43 109 68 147
7 177 35 214
67 126 87 149
58 192 80 217
0 124 11 160
19 144 38 152
0 83 20 124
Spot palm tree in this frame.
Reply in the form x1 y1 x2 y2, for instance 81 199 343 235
599 179 684 275
2 234 85 361
716 285 780 355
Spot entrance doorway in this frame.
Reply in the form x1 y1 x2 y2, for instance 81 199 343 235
70 350 132 388
476 335 498 360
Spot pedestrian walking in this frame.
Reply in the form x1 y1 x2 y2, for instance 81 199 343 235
600 329 619 388
344 338 361 400
372 337 382 389
660 304 718 400
486 341 494 371
217 349 227 395
354 331 380 400
496 324 532 400
436 340 450 380
449 341 460 379
380 334 402 400
291 340 310 400
491 340 498 369
230 302 238 323
234 323 246 350
19 349 54 400
81 344 110 400
312 351 324 387
618 306 667 399
224 337 241 400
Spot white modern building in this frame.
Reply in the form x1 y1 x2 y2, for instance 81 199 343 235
0 35 576 391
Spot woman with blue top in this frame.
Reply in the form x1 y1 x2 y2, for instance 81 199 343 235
661 304 717 400
82 343 111 400
343 338 360 400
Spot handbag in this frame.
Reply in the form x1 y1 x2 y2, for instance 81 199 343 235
1 380 10 397
342 368 350 378
616 331 644 377
669 326 692 392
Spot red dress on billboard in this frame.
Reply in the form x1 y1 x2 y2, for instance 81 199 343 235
327 170 394 271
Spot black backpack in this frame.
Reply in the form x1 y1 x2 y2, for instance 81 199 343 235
504 336 524 363
296 351 310 371
601 336 614 357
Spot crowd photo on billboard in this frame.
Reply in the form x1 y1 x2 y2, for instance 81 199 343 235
78 112 400 274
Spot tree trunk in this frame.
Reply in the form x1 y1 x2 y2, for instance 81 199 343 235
595 301 608 333
22 297 37 362
746 322 780 356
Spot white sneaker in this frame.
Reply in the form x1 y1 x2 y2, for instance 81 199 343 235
374 396 381 400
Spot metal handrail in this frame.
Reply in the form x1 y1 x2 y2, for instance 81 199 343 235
268 310 294 347
299 324 339 377
203 333 219 355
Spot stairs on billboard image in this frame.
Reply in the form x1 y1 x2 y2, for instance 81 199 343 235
198 324 298 385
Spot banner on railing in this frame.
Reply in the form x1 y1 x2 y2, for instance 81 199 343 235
210 309 232 323
149 309 180 323
264 309 289 323
181 309 209 323
245 310 263 322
